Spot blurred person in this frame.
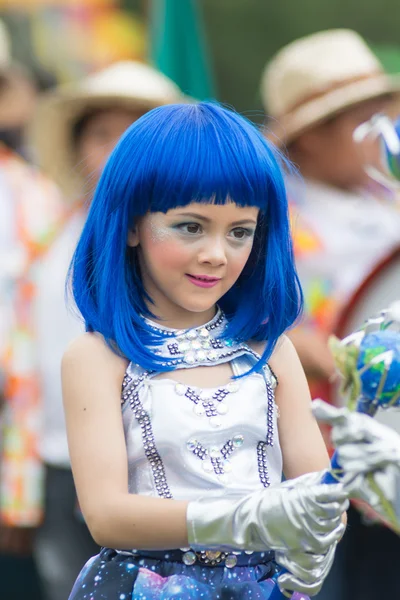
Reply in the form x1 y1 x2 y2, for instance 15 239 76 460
261 29 400 390
29 61 184 600
261 28 400 600
0 62 36 161
0 19 66 600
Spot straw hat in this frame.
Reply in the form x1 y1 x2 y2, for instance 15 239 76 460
261 29 400 145
0 20 36 129
31 61 185 198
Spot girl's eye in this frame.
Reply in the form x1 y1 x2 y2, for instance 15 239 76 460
177 223 202 234
230 227 254 240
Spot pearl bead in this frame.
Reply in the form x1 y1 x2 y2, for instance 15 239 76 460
193 404 205 416
175 383 186 395
209 446 220 458
196 350 207 361
227 382 239 393
232 434 244 447
225 554 238 568
185 351 196 364
178 340 190 352
222 459 232 473
202 460 214 473
217 402 228 415
182 551 196 566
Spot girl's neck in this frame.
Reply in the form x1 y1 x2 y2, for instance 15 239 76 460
144 305 218 331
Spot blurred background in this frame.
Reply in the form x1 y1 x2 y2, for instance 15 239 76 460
2 0 400 114
1 2 400 600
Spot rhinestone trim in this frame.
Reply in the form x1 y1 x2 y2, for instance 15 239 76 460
129 390 173 499
182 549 238 568
142 308 263 369
176 383 239 427
121 372 148 406
166 343 180 355
186 437 241 481
123 373 173 499
255 376 275 489
265 379 275 447
257 441 271 488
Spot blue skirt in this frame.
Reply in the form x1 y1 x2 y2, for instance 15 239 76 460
68 548 310 600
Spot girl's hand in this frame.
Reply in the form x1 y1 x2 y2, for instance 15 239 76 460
187 470 349 555
312 399 400 473
313 399 400 531
275 543 337 597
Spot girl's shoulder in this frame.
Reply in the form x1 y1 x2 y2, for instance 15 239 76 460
62 332 129 381
249 334 298 381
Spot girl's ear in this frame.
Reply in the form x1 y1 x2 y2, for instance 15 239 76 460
127 227 140 247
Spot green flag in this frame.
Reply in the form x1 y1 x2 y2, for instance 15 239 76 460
149 0 216 100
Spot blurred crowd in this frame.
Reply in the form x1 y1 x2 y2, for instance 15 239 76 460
0 15 400 600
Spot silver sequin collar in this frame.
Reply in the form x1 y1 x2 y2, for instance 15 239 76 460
143 308 260 368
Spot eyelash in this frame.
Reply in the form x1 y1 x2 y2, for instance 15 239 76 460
174 222 255 240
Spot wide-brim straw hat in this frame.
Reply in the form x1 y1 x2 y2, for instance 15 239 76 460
261 29 400 146
31 61 185 199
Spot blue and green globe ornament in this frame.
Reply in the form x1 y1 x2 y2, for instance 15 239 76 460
329 302 400 416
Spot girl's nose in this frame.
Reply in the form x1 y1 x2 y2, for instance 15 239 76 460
197 238 228 267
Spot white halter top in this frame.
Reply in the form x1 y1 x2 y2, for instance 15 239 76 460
120 310 283 501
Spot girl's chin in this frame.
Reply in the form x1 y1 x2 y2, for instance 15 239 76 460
177 299 220 315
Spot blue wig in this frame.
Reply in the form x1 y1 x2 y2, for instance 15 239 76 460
70 102 303 372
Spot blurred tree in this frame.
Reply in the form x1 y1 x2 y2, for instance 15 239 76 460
372 44 400 74
199 0 400 118
127 0 400 117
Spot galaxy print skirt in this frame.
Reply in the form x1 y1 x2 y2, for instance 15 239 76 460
68 548 310 600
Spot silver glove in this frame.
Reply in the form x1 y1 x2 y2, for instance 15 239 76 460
276 542 337 597
312 399 400 472
187 470 348 554
313 399 400 531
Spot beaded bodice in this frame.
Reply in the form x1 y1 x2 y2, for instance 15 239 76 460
120 310 282 502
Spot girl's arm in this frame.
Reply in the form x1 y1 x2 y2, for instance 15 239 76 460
269 336 347 528
62 333 189 550
268 335 331 479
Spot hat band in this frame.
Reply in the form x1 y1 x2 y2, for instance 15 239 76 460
281 70 386 119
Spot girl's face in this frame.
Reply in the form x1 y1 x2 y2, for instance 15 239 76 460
129 202 259 327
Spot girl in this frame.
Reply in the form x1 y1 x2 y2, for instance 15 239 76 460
30 61 183 600
62 102 347 600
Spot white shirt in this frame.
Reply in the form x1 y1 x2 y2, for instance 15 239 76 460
35 210 86 468
289 178 400 326
123 358 282 500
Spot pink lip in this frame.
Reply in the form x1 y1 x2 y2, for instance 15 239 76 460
186 274 221 288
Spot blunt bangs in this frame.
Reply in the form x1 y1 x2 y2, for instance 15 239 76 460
71 101 303 373
103 101 287 218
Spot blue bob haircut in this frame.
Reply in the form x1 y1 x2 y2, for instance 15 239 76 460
70 101 303 372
